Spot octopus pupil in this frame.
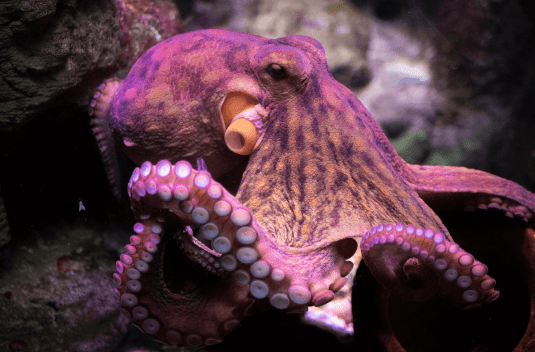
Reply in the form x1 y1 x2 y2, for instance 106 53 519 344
268 63 285 79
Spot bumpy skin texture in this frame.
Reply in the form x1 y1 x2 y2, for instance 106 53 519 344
90 29 535 347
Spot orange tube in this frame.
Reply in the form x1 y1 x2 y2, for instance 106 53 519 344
224 119 258 155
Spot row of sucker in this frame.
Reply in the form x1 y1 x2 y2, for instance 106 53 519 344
113 216 229 347
463 194 533 223
88 78 122 118
116 159 353 345
360 223 499 310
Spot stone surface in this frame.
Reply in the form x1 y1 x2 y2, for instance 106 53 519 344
0 0 182 130
0 0 120 129
357 22 437 166
0 225 127 352
0 0 183 347
115 0 184 70
0 0 183 249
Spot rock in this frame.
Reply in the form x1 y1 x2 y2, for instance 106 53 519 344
0 0 120 128
115 0 184 70
0 0 183 249
0 0 182 129
0 226 128 351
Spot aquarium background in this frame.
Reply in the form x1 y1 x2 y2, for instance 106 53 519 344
0 0 534 351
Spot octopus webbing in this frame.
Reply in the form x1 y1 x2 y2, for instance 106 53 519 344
89 29 535 347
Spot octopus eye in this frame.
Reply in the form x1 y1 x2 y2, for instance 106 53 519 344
267 63 286 79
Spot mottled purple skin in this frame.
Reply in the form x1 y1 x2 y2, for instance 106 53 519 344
92 29 535 347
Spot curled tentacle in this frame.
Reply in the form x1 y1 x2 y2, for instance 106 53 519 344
114 159 356 346
360 223 499 309
113 216 253 346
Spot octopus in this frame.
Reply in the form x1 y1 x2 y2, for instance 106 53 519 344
89 29 535 348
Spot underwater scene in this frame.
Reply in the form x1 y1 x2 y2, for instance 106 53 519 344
1 0 535 351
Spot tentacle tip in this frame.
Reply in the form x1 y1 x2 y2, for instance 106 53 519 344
312 290 335 307
205 337 223 346
222 319 241 332
462 302 482 310
485 290 500 304
196 158 208 171
329 277 347 293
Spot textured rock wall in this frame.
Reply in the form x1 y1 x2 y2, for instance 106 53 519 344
0 0 121 129
0 0 183 250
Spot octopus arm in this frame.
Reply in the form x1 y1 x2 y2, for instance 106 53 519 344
89 78 124 199
359 166 535 309
405 164 535 223
356 209 535 351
